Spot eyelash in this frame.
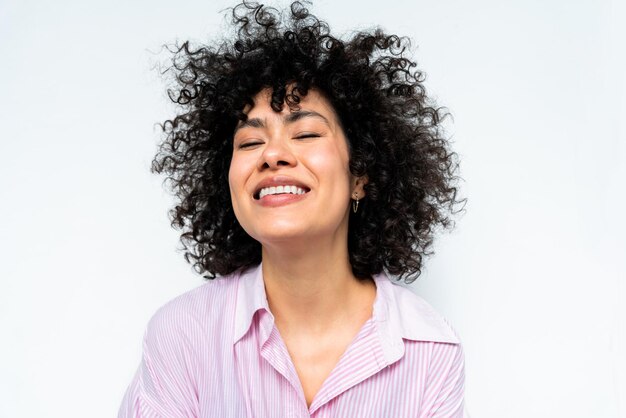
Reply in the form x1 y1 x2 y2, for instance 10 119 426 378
237 133 321 149
238 141 262 149
294 133 321 139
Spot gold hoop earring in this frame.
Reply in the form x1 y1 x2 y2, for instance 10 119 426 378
352 193 359 213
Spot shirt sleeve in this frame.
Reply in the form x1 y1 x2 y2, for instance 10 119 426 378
422 342 466 418
118 309 200 418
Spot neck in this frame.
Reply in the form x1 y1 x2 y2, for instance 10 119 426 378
261 237 375 336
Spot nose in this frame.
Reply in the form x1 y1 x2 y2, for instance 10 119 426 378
257 136 297 170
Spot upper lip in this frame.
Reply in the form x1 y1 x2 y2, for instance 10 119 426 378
253 175 311 199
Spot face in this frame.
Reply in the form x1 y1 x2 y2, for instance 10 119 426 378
228 88 366 247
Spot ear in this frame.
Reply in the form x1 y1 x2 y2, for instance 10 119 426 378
352 175 369 199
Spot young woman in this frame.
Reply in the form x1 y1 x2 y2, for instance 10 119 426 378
119 2 466 416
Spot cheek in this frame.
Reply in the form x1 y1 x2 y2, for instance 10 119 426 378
308 145 351 185
227 162 236 195
228 154 246 188
227 166 235 189
228 156 246 208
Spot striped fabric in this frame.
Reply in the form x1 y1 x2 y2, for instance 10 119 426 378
118 264 466 417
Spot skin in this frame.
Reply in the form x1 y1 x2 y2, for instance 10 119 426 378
228 88 376 407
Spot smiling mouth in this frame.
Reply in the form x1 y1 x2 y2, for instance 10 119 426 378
254 185 310 200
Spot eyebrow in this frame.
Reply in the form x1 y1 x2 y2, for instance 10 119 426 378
234 110 331 133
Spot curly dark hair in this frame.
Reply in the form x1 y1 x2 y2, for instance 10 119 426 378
152 1 464 283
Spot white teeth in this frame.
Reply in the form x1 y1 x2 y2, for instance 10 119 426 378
258 185 307 199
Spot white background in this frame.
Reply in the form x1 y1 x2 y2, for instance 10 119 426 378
1 0 624 417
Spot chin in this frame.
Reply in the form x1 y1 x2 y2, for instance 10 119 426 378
247 223 332 247
251 227 311 244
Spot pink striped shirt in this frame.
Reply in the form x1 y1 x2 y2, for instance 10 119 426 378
118 264 465 417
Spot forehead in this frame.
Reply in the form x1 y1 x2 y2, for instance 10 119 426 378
245 88 338 120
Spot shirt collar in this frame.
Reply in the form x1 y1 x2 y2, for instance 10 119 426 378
233 263 459 347
372 272 459 344
233 263 270 345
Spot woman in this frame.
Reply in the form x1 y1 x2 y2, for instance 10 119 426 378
119 1 466 416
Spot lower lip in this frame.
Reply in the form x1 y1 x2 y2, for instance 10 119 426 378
256 192 308 207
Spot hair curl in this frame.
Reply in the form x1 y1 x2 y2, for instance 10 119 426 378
152 1 464 283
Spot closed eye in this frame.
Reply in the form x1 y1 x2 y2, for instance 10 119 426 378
294 133 321 140
238 141 263 149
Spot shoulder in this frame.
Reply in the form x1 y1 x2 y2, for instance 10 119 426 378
378 274 461 344
145 271 241 340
